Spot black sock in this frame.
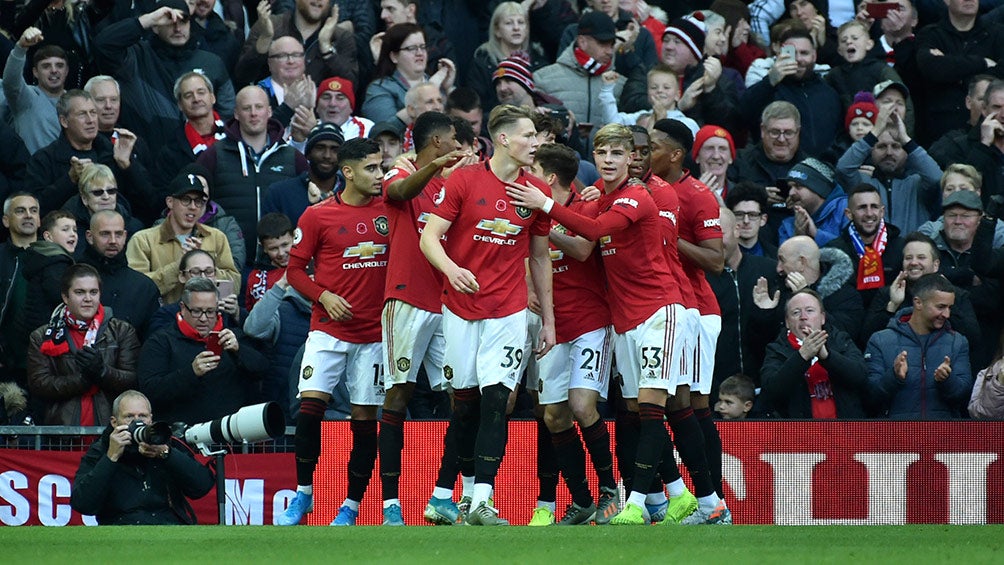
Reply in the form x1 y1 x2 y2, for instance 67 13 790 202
474 384 510 486
580 418 616 490
551 426 592 507
293 397 326 487
536 418 558 503
632 403 668 497
346 419 378 502
657 424 682 484
379 409 405 500
667 407 714 497
436 387 479 489
695 407 723 498
614 410 640 494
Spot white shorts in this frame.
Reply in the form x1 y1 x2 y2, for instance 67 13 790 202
382 299 447 391
614 304 686 398
677 308 699 385
524 312 542 393
442 306 529 391
298 330 385 406
689 314 721 395
538 326 613 405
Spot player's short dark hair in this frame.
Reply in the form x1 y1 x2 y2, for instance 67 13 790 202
912 273 954 302
32 44 67 67
56 89 91 118
628 124 649 141
719 374 755 403
530 112 562 138
445 86 481 113
413 111 454 153
487 104 534 138
903 231 939 262
725 181 769 212
338 138 382 166
179 249 215 272
534 143 579 188
257 212 293 242
41 210 74 233
450 115 476 147
60 263 101 295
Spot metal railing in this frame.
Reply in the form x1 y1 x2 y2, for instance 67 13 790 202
0 426 297 453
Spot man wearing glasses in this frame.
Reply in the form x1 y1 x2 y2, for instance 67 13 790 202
126 172 240 303
138 276 266 425
725 181 776 259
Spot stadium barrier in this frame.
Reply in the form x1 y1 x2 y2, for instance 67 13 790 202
2 420 1002 526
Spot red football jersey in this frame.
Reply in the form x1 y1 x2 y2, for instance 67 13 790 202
646 172 698 309
546 180 682 333
245 266 285 310
287 195 389 343
549 193 611 344
431 161 551 320
674 171 723 316
383 165 446 313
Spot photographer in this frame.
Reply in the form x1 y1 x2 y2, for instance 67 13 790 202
71 390 214 525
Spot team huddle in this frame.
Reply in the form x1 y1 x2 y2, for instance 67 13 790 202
276 104 730 527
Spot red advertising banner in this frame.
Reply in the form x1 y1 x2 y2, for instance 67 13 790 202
3 420 1003 526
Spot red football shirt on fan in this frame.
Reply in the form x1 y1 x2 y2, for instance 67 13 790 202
432 161 551 320
383 165 446 313
287 195 389 343
645 172 698 309
674 171 723 316
546 180 682 333
550 193 611 344
245 266 285 309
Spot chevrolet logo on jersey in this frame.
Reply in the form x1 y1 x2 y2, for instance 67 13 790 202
476 218 522 236
343 241 388 259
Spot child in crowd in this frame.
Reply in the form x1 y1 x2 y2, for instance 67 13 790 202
715 374 755 420
599 65 699 134
824 91 878 163
825 20 904 113
21 211 79 337
245 212 294 310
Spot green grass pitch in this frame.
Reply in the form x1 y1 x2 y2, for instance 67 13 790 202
5 525 1003 564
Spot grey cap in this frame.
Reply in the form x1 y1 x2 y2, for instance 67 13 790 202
942 190 983 212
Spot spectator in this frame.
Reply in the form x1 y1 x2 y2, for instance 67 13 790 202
725 181 777 258
694 124 736 201
70 390 215 525
872 79 916 137
835 106 941 233
126 172 240 304
556 0 659 81
783 0 839 65
825 184 905 312
362 23 456 125
918 165 1004 247
745 18 828 88
778 157 848 246
752 235 863 340
446 87 493 155
369 120 405 171
79 210 161 340
915 0 1004 144
525 0 579 64
262 123 343 228
138 276 265 424
83 76 156 203
867 273 974 418
374 0 457 78
599 64 700 133
0 193 40 384
20 210 77 339
196 85 309 265
713 374 755 419
156 71 227 185
189 0 241 72
926 73 994 166
245 213 293 310
741 27 842 157
0 121 30 204
466 2 546 112
760 289 870 418
62 163 145 261
712 0 766 79
3 28 66 153
314 77 373 140
25 90 157 218
255 36 317 129
492 53 564 111
94 1 236 152
397 82 447 152
825 20 910 122
27 264 139 426
968 329 1004 419
146 249 242 337
862 231 981 352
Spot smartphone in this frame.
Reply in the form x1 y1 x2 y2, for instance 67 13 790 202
780 44 796 60
206 331 223 356
865 1 900 19
776 179 792 200
217 279 235 298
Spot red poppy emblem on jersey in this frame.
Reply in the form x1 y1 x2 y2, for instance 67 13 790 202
495 200 507 212
356 222 368 234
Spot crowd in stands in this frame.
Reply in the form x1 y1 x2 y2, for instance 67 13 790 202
3 0 1004 430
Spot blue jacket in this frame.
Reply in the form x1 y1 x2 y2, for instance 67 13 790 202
866 309 974 419
778 188 849 247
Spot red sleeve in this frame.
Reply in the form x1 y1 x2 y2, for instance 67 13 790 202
287 207 326 301
432 168 465 222
547 197 637 241
692 191 723 242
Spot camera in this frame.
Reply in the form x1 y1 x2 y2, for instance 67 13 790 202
184 402 284 455
128 420 172 445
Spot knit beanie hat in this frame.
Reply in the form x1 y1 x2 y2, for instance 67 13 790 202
317 77 356 111
305 122 345 154
663 14 707 61
493 52 534 95
692 125 736 160
784 157 836 198
845 91 879 131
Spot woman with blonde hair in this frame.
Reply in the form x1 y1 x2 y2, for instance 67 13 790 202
465 2 546 112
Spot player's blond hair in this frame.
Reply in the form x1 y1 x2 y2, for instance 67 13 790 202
487 104 535 138
592 123 634 151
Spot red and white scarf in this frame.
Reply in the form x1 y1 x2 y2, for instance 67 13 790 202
787 331 837 419
39 304 105 357
184 112 227 155
849 220 887 290
574 46 611 76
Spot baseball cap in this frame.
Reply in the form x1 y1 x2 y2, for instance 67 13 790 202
578 11 618 42
873 80 910 100
942 190 983 212
368 120 404 140
169 172 207 198
158 0 191 18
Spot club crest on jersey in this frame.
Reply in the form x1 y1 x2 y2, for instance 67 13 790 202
343 241 388 258
302 366 313 380
476 218 522 236
374 215 389 236
515 205 532 219
396 357 411 373
444 365 454 380
293 227 303 245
